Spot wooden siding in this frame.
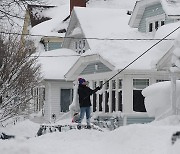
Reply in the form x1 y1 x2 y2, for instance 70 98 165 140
44 81 73 122
80 62 112 75
138 3 173 32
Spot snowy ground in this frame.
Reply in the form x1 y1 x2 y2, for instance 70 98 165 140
1 115 180 154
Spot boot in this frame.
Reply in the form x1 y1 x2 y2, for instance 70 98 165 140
86 125 91 129
77 125 81 130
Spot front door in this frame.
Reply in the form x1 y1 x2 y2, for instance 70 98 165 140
60 89 72 112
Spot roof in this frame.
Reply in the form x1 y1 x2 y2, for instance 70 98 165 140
129 0 180 28
73 7 167 70
29 4 70 37
38 48 80 80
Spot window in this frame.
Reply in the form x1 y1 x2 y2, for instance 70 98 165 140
161 21 165 26
133 79 149 90
149 23 153 32
155 21 159 30
44 42 62 51
75 39 86 54
146 14 165 33
133 79 149 112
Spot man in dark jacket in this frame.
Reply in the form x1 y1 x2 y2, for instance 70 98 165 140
77 78 101 129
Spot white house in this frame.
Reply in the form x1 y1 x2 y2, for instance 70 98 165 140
62 7 169 122
38 49 79 122
29 0 180 124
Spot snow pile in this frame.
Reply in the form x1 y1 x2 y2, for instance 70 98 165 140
1 116 180 154
161 0 180 16
142 80 180 119
30 4 69 37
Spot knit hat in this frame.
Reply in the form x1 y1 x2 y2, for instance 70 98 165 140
78 78 86 85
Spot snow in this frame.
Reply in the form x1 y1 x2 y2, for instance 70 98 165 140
30 4 69 37
38 48 79 80
1 115 180 154
161 0 180 16
74 7 165 70
142 81 180 119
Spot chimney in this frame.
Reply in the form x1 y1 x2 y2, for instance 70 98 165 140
70 0 86 13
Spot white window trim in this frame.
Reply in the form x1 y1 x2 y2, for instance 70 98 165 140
146 14 165 33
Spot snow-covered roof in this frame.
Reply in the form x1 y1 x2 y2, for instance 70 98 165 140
161 0 180 17
38 48 80 80
30 4 70 37
73 7 166 70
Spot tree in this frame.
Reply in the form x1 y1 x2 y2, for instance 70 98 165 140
0 0 43 33
0 34 41 122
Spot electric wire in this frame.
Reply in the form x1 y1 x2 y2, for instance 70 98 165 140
0 31 175 41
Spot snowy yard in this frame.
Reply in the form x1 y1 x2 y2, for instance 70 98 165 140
1 116 180 154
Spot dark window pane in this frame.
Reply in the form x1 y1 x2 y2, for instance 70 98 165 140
149 23 153 32
161 21 165 26
133 90 146 112
155 21 158 30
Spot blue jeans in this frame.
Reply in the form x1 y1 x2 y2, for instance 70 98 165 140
78 107 91 126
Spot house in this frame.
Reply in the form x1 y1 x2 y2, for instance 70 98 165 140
129 0 180 33
21 1 86 121
28 0 180 124
21 4 68 51
62 2 180 123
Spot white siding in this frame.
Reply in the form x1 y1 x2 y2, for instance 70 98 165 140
44 80 73 122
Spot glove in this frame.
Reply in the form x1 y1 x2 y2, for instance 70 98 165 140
96 85 102 90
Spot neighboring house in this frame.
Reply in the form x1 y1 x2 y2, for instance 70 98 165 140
128 0 180 33
21 4 67 51
62 5 180 122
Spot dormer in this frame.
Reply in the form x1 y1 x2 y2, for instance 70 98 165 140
129 0 180 33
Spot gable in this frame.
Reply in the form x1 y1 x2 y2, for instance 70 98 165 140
62 9 90 54
129 0 159 28
65 54 115 80
138 3 165 32
80 62 112 75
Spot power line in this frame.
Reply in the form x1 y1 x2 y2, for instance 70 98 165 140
0 31 175 41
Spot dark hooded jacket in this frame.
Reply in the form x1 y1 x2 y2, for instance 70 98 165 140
78 84 100 107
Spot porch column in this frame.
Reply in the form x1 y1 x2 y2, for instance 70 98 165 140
109 80 112 113
122 75 133 113
47 82 52 122
89 80 94 111
96 80 100 112
115 78 119 111
102 79 106 113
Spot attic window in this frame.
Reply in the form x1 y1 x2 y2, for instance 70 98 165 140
146 14 165 33
75 39 86 54
149 23 153 32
